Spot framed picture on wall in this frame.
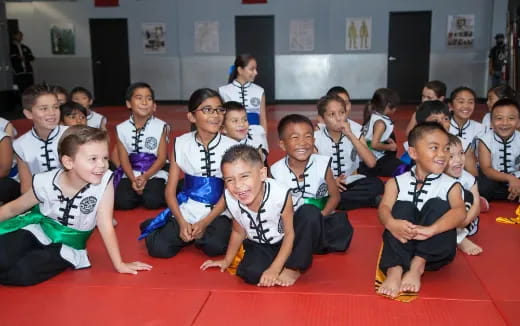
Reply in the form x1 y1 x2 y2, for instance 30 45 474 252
447 14 474 48
50 24 75 55
345 17 372 51
194 21 219 53
289 19 314 51
143 23 166 54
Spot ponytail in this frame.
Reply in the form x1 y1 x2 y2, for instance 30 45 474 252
227 54 256 84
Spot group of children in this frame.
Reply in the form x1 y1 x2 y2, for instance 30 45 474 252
0 55 519 300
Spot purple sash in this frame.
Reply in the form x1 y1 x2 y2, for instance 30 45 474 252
113 152 157 189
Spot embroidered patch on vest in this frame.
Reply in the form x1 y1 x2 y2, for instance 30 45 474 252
277 218 284 234
145 137 158 150
316 183 328 198
80 196 97 214
250 97 261 107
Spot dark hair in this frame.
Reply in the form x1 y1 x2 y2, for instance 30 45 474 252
51 85 68 99
58 125 108 161
447 134 462 147
223 101 246 112
363 88 399 126
277 114 314 139
60 101 88 122
488 84 516 100
408 121 448 147
317 94 346 118
125 82 155 102
424 80 447 98
70 86 93 101
491 98 520 115
188 88 222 112
22 83 56 111
221 144 263 169
416 100 450 124
228 54 256 83
450 86 476 103
326 86 350 99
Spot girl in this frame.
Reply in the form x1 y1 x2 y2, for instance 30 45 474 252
448 87 486 149
71 86 107 130
114 82 168 210
405 80 447 136
139 88 237 258
218 54 267 131
482 85 516 129
51 85 69 106
360 88 405 177
0 125 151 286
0 130 20 204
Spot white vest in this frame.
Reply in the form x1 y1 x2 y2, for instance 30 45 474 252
314 127 361 179
13 125 68 175
0 117 17 137
219 81 264 118
363 112 394 159
25 169 113 269
174 131 237 223
481 112 491 130
86 110 106 129
225 178 289 244
479 130 520 177
449 118 486 147
455 170 476 191
239 124 269 153
395 167 460 211
116 116 168 180
0 131 18 181
270 154 331 210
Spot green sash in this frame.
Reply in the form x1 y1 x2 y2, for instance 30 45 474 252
304 197 328 210
0 206 93 250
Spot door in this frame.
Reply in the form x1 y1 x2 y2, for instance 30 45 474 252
235 16 275 103
387 11 431 103
89 19 130 105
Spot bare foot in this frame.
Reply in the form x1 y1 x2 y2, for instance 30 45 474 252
458 238 483 255
400 256 425 293
377 266 402 298
275 268 300 286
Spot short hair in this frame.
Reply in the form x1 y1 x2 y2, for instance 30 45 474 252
223 101 246 112
317 94 346 118
125 82 155 102
491 98 520 115
488 84 516 100
447 134 462 147
70 86 93 100
416 100 449 123
60 101 88 122
22 83 56 111
424 80 447 98
450 86 476 103
277 114 314 139
58 125 108 161
408 121 448 147
51 85 68 98
221 144 263 169
326 86 350 99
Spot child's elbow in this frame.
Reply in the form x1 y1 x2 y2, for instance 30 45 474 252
365 157 377 168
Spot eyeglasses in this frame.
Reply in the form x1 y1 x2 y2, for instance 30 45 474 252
194 106 226 115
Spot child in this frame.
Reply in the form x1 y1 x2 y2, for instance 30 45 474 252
445 134 483 255
221 101 268 163
405 80 447 136
13 84 68 193
71 86 107 130
0 130 20 204
360 88 405 177
114 82 168 210
448 86 486 146
482 85 516 129
376 122 465 298
478 98 520 202
218 54 267 131
201 144 316 286
314 94 384 210
60 101 87 126
0 117 18 138
139 88 237 258
315 86 363 134
270 114 353 254
51 85 68 105
0 125 151 286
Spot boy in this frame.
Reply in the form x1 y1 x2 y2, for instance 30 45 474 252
221 101 269 163
376 122 465 299
71 86 107 130
13 84 68 193
445 134 483 255
478 98 520 202
314 94 384 210
270 114 353 254
60 101 87 126
201 144 316 286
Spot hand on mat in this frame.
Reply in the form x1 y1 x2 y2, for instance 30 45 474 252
179 222 193 242
335 174 347 192
508 178 520 201
258 268 279 287
387 219 417 243
116 261 152 275
413 225 435 240
200 259 230 272
191 220 208 239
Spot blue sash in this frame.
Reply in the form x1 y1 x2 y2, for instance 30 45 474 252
138 174 224 240
247 112 260 126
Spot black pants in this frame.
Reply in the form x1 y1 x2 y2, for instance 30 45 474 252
236 204 320 284
462 189 479 236
359 153 405 177
380 199 456 274
338 176 384 210
140 214 231 258
115 178 166 210
0 230 72 286
0 177 20 204
477 170 512 201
